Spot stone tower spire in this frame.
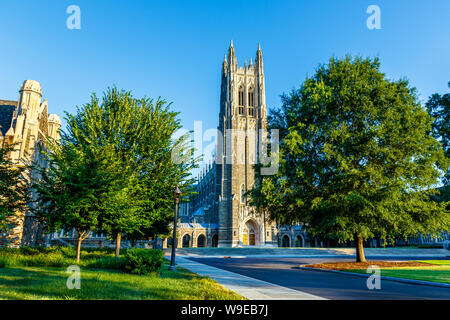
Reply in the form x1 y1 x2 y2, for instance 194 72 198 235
216 42 274 247
256 43 264 75
228 40 237 71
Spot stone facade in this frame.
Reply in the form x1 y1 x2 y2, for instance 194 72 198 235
178 42 307 248
0 80 61 247
176 222 219 248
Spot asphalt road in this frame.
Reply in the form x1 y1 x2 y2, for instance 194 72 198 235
188 256 450 300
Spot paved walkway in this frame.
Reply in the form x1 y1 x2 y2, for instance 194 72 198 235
176 256 326 300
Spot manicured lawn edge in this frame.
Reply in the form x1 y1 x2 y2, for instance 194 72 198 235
297 266 450 288
0 263 246 300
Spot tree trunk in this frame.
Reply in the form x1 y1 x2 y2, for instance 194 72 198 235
115 233 122 257
355 233 366 262
131 239 136 248
76 235 82 263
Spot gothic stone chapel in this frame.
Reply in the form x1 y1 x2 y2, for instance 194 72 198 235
176 42 306 248
0 46 306 249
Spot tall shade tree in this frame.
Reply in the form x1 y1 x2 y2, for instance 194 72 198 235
64 88 197 257
249 56 449 262
32 140 113 262
426 81 450 188
0 144 29 232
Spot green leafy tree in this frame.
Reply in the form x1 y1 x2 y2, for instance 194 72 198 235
64 88 197 256
99 174 144 257
0 144 29 232
426 81 450 187
32 140 113 262
249 56 449 262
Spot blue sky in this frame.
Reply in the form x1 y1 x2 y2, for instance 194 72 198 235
1 0 449 169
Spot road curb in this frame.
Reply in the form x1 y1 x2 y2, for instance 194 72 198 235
298 266 450 289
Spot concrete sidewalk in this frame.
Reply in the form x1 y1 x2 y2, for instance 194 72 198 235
175 256 326 300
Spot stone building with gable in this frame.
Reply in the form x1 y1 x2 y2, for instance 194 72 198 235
0 80 61 247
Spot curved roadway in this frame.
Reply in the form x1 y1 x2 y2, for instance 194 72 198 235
188 256 450 300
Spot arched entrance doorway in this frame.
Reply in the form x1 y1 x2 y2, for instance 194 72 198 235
197 234 206 247
249 230 256 246
282 235 290 247
211 234 218 247
182 234 190 248
244 219 258 246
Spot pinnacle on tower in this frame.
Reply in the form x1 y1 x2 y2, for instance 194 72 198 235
228 40 235 57
228 40 237 71
222 53 228 73
256 43 263 73
256 42 262 57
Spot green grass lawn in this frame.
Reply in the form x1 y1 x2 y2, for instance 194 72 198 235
415 260 450 265
0 263 245 300
347 261 450 284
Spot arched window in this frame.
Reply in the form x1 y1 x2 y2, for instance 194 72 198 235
197 234 206 247
240 184 246 204
296 235 304 247
282 235 290 247
248 89 254 107
211 234 219 247
248 88 255 117
238 86 244 115
182 234 190 248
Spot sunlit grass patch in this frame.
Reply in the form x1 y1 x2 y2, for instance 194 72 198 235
415 260 450 265
0 265 245 300
0 247 244 300
347 265 450 284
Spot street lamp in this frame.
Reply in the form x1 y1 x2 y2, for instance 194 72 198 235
169 186 182 271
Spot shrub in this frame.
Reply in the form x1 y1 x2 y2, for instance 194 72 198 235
19 247 42 256
0 247 115 268
124 249 164 275
0 247 164 272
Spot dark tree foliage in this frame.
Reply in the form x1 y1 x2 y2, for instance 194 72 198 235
0 144 29 231
249 56 449 262
32 140 113 262
426 81 450 186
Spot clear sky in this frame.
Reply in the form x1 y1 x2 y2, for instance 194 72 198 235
1 0 449 170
